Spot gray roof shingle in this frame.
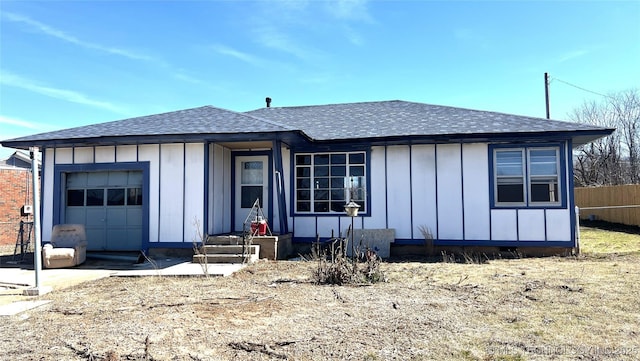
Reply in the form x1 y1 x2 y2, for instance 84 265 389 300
246 100 609 141
3 105 292 143
1 100 612 148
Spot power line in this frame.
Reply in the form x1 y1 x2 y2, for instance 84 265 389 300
550 76 614 100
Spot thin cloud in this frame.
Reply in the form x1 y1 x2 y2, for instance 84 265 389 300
212 44 266 67
255 25 321 61
558 49 589 63
0 71 126 114
3 12 159 63
326 0 373 22
0 115 47 130
299 72 337 85
343 25 364 46
4 13 210 86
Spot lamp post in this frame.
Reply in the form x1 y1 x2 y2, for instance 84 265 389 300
344 200 360 260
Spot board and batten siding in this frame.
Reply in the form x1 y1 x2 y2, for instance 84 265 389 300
43 143 206 246
289 142 572 244
208 144 232 235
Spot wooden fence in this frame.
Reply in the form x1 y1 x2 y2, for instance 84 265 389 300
574 184 640 227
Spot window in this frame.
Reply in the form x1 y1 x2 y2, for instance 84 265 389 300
127 188 143 205
295 151 367 213
107 189 125 206
240 161 264 208
494 147 561 206
67 187 143 207
86 189 105 206
67 189 85 206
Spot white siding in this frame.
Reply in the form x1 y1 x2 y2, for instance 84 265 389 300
491 209 518 241
184 143 204 243
223 147 231 232
518 209 546 241
74 148 93 163
159 144 184 242
546 209 571 241
95 146 115 163
209 144 231 234
55 148 73 164
42 148 55 242
364 146 387 230
116 145 137 162
436 144 463 240
385 146 412 239
410 144 437 241
462 143 490 240
317 217 340 239
138 144 160 243
208 144 217 234
294 217 316 238
342 216 362 239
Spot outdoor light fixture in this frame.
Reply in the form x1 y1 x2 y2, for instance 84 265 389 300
344 200 361 259
344 200 360 217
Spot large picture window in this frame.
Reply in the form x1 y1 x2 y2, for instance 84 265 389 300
494 146 561 206
295 151 367 213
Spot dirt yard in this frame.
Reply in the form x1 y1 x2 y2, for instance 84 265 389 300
1 229 639 361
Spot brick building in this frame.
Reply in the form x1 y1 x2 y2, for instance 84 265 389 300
0 151 37 246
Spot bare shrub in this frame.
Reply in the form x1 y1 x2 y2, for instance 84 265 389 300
418 225 434 256
192 218 210 277
312 235 386 285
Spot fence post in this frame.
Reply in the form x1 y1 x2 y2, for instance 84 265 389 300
575 206 581 255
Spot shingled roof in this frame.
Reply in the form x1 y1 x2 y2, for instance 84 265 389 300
246 100 610 142
1 100 612 149
2 105 292 145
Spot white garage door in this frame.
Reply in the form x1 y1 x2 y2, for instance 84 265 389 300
65 171 143 251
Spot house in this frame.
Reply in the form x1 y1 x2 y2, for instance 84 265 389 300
0 100 613 256
0 151 39 245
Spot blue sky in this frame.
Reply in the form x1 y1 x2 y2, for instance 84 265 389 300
1 0 639 158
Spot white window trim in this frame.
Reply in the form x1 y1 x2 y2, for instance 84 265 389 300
527 148 561 205
294 151 367 214
494 147 561 207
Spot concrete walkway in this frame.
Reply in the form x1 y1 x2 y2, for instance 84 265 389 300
0 256 244 312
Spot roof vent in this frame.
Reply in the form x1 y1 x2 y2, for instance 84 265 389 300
265 97 272 108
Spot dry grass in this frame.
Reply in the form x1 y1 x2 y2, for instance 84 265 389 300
0 227 639 360
580 226 640 255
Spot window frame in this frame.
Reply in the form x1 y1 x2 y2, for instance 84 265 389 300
490 144 566 209
292 150 369 215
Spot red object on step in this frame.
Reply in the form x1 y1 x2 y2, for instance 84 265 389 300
250 220 267 236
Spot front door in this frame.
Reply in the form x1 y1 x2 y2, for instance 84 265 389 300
234 155 269 232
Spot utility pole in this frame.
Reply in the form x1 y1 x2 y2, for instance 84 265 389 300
544 72 550 119
24 147 51 296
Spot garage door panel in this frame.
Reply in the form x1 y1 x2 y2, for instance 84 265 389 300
85 209 105 226
66 173 87 187
127 208 143 226
108 171 128 186
107 208 127 226
65 170 144 251
87 172 106 186
127 229 142 246
128 172 143 185
86 228 106 250
106 229 129 250
65 208 85 225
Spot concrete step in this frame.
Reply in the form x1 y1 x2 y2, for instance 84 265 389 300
200 244 259 255
192 253 258 264
206 235 244 245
